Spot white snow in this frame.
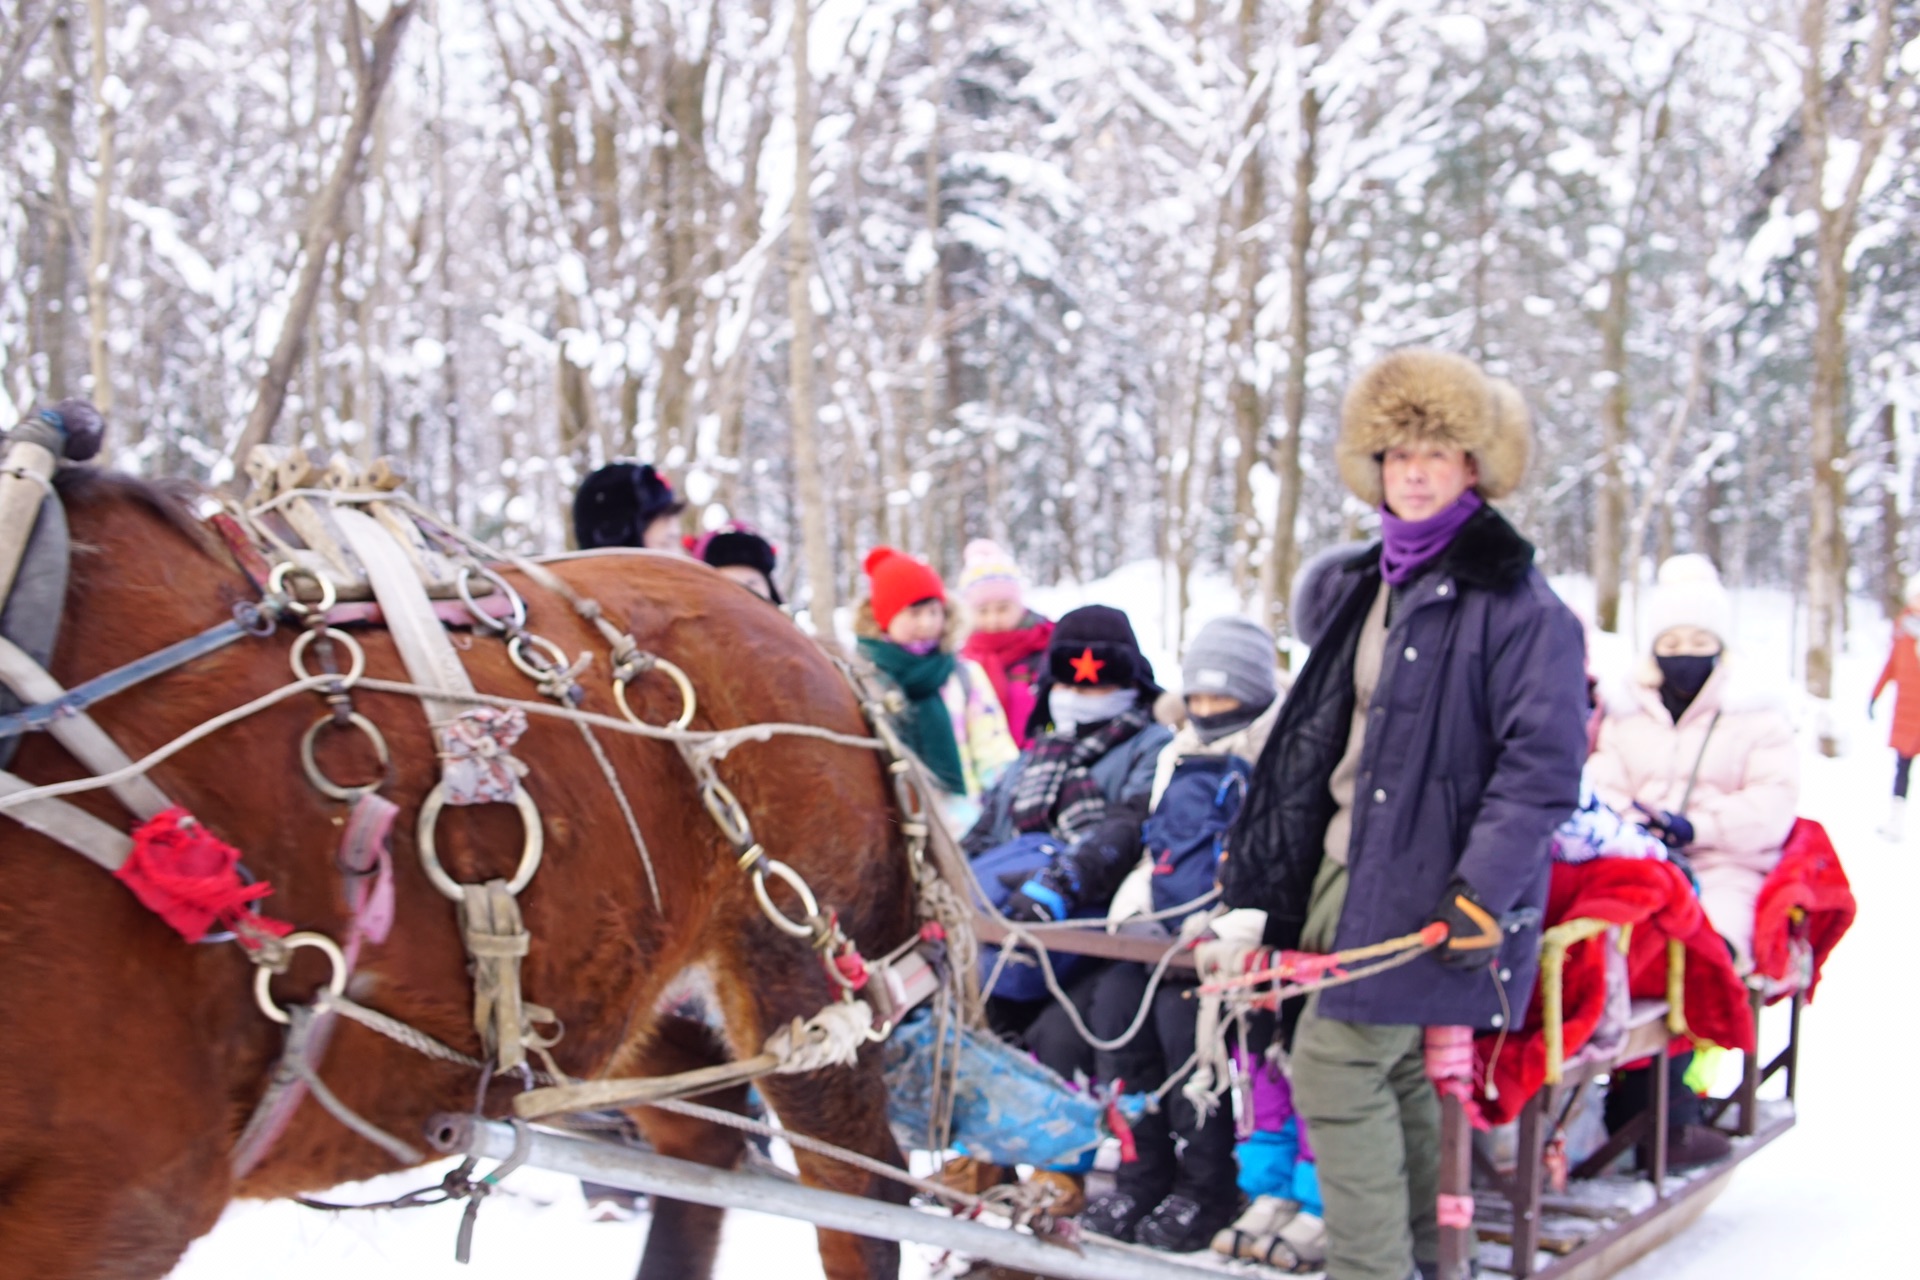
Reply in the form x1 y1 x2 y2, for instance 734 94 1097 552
170 568 1912 1279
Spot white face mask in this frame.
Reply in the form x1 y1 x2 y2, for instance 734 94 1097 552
1049 686 1138 734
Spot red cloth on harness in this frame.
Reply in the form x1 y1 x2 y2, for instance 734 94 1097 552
115 807 292 945
1751 818 1854 1001
1472 856 1753 1125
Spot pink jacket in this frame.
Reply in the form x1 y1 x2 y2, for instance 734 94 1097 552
1587 660 1799 969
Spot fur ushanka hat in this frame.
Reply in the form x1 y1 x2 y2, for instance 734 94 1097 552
1336 348 1532 508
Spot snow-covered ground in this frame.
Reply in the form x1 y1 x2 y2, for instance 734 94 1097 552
171 565 1914 1280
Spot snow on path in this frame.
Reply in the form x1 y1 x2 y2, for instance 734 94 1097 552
170 576 1909 1280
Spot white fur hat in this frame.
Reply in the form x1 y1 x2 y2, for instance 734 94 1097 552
1643 554 1732 648
1904 575 1920 609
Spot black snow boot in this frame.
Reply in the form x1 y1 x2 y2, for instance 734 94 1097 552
1134 1192 1241 1253
1079 1189 1155 1241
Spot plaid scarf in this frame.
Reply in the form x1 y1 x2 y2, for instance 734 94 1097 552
1009 705 1152 841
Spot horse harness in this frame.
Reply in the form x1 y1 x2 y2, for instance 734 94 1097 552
0 427 968 1185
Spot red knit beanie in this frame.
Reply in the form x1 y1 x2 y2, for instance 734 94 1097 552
864 546 946 631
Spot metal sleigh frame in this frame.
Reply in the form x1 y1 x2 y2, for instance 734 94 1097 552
1432 922 1802 1280
428 913 1803 1280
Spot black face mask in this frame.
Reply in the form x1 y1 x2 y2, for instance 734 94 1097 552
1655 653 1718 717
1190 705 1260 745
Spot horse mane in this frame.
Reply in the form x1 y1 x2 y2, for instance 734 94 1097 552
52 465 227 561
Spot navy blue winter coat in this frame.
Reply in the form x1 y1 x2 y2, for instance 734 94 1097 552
1222 505 1587 1028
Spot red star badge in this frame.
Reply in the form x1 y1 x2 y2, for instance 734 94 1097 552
1069 647 1106 684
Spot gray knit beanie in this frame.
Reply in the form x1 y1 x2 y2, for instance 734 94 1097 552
1181 616 1278 712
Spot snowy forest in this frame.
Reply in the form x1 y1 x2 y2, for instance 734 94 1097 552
0 0 1915 694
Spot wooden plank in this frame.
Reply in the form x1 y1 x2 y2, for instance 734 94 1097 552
972 913 1200 970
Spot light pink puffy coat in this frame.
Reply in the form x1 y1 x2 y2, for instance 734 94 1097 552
1587 660 1799 970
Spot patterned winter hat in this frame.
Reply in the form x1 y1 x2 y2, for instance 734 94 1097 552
572 462 685 549
863 546 946 630
957 538 1025 608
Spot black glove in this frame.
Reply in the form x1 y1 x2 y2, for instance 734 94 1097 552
999 865 1077 923
1429 878 1501 971
1646 809 1695 849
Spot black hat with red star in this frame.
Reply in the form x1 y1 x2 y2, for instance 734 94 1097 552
1046 604 1157 694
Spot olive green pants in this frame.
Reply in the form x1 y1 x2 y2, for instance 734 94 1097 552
1292 860 1439 1280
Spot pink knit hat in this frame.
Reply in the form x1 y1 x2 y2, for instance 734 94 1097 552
958 539 1024 608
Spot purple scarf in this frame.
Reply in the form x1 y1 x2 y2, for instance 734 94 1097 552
1379 491 1482 585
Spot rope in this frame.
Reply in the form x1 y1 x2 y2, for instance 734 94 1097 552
0 673 886 815
636 1096 985 1214
0 675 335 811
576 719 662 911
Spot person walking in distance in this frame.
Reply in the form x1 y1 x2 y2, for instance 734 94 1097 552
1870 576 1920 839
1223 349 1587 1280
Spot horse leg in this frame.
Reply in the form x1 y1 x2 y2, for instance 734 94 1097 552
628 1013 750 1280
753 1052 910 1280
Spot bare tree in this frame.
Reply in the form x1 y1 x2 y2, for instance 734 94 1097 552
82 0 115 416
786 0 836 636
1801 0 1900 752
1258 0 1324 644
229 0 416 470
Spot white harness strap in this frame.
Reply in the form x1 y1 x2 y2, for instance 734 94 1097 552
329 508 476 723
0 768 134 870
0 635 171 821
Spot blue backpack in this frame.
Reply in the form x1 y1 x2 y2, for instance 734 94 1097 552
1141 754 1251 928
969 832 1101 1001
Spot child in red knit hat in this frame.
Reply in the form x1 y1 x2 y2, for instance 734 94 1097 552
856 547 1017 827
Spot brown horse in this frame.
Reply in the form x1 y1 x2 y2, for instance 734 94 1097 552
0 469 916 1279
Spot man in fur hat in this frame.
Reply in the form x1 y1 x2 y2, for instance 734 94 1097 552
1223 349 1587 1280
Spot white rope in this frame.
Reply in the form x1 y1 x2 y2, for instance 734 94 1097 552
0 675 335 811
0 672 885 814
765 1000 875 1074
575 720 662 911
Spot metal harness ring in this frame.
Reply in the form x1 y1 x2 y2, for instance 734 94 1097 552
289 626 367 686
507 632 573 682
267 562 338 618
612 655 697 731
253 931 349 1025
415 780 545 902
299 712 392 802
752 859 823 940
456 562 528 634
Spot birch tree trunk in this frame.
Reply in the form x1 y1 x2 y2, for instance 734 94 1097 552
1592 258 1630 632
1800 0 1897 752
1228 0 1269 602
84 0 114 417
1880 401 1902 619
787 0 836 636
38 7 77 397
229 0 415 471
1259 0 1322 644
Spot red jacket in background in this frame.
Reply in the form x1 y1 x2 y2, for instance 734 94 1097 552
1872 610 1920 757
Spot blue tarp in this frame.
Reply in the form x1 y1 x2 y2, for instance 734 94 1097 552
883 1008 1144 1170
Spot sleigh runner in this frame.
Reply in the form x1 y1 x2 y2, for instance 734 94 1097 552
0 405 1846 1280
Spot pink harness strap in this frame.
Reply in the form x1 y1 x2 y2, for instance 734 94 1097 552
231 794 397 1179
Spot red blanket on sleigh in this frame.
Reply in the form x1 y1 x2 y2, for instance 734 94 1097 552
1751 818 1855 1001
1473 856 1753 1126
